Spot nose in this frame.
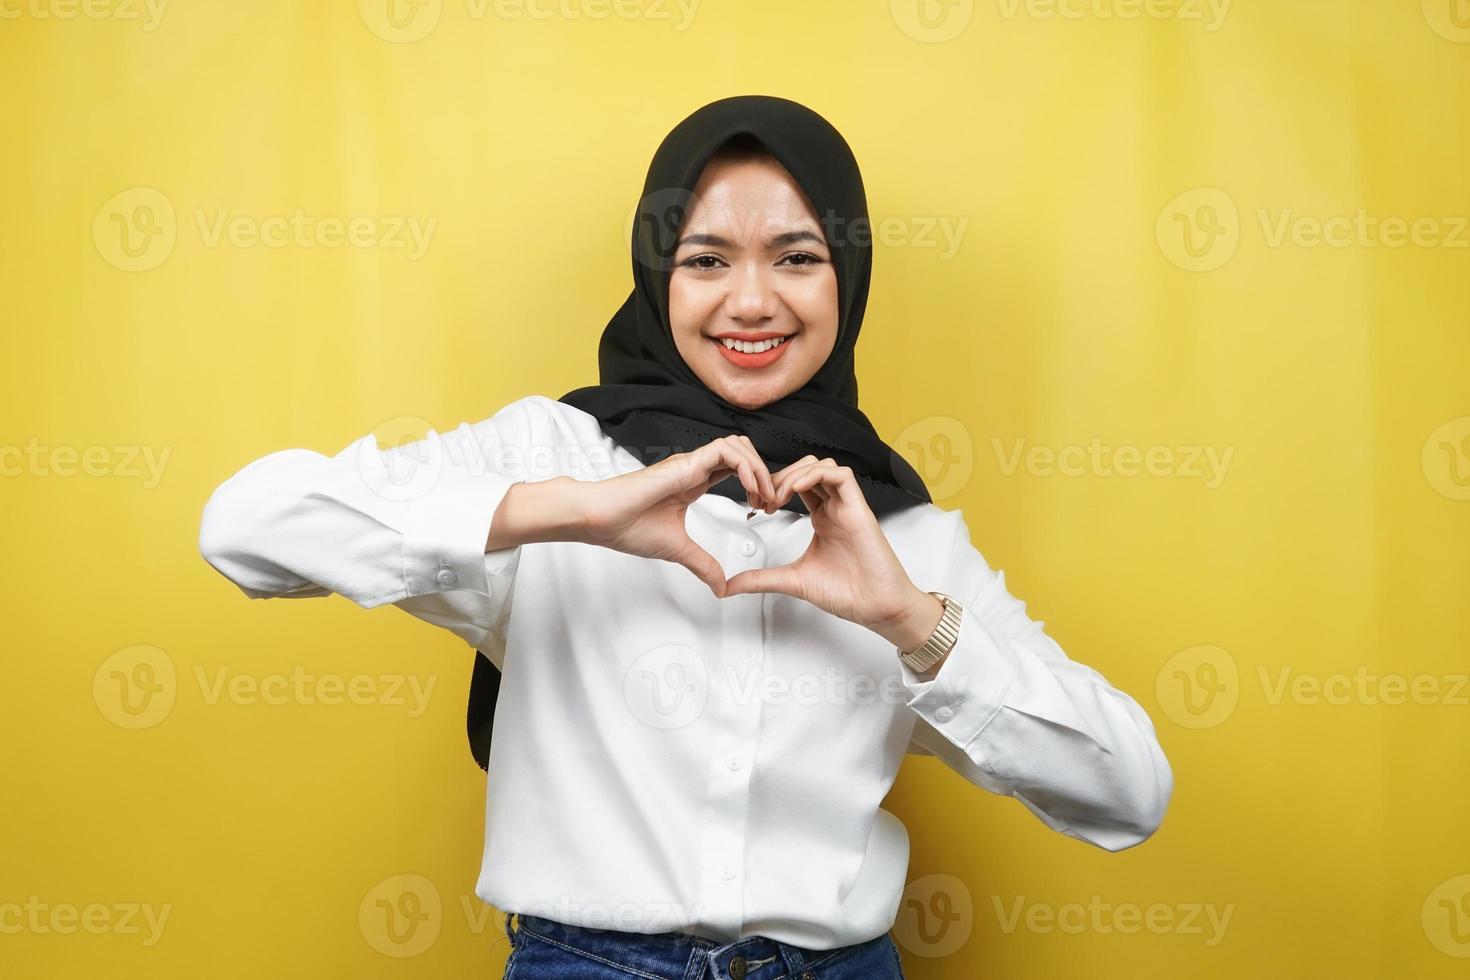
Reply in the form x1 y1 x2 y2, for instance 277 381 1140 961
722 260 779 323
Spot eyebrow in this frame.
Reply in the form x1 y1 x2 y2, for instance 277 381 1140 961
676 229 827 250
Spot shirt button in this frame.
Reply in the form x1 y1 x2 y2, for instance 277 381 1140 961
727 754 743 771
436 568 457 587
720 865 735 880
744 648 759 663
740 539 757 557
936 706 955 722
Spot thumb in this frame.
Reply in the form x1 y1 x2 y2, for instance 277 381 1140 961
724 565 802 599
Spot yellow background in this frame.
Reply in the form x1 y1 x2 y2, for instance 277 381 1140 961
3 0 1468 976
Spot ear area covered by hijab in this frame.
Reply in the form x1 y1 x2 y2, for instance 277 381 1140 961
467 95 934 771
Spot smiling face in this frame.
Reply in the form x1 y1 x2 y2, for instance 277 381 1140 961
668 141 840 411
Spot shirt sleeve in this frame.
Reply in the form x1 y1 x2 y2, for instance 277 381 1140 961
197 395 555 651
899 508 1174 852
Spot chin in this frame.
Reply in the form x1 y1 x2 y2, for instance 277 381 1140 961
695 353 797 410
721 385 784 411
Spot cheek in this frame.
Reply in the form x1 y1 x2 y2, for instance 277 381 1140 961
667 275 712 352
784 273 839 343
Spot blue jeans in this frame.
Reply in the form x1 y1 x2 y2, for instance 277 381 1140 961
502 911 906 979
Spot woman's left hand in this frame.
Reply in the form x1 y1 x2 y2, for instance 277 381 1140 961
723 455 940 646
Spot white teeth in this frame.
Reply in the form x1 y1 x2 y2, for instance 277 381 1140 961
721 336 787 354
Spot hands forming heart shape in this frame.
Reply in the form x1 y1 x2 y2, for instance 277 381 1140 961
575 434 925 637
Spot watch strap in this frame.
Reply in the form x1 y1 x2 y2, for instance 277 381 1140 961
898 591 963 673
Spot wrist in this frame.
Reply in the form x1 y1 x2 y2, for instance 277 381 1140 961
485 476 590 551
870 587 945 652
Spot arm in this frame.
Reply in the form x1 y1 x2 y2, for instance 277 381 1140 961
896 509 1174 852
714 458 1172 851
197 396 584 648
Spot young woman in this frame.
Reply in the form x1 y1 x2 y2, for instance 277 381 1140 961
199 94 1173 980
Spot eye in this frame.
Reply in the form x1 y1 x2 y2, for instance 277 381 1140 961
778 252 826 268
679 254 726 271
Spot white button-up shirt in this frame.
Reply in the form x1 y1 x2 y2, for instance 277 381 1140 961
198 394 1173 950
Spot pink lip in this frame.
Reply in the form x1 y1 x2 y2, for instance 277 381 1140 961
711 334 793 369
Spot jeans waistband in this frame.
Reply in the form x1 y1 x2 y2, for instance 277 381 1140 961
510 911 881 979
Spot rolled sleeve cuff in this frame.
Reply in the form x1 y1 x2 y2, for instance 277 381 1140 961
400 466 522 599
899 609 1018 748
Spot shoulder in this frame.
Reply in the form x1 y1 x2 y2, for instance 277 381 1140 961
471 394 637 481
879 498 969 552
880 499 996 576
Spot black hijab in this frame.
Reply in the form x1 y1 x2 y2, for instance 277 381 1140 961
467 94 932 771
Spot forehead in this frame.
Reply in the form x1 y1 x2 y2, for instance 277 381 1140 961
683 156 821 233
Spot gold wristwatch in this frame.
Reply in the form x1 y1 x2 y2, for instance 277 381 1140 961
897 591 963 673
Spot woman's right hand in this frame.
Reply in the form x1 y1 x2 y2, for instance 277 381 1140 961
572 434 778 597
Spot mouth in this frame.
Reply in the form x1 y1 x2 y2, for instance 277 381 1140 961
709 332 794 370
